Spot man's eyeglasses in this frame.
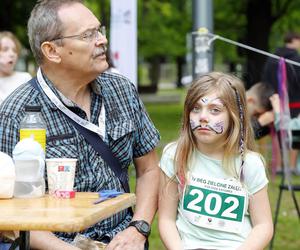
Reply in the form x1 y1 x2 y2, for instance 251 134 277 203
51 26 106 42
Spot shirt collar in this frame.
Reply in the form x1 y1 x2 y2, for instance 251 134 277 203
41 70 101 108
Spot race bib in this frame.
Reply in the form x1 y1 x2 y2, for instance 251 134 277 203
181 174 247 233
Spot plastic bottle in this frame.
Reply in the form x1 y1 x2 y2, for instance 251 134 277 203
13 105 47 198
13 138 45 198
20 105 46 152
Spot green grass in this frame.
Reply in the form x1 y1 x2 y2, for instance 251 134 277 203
131 88 300 250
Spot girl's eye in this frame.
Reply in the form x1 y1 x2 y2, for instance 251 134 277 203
192 106 201 113
210 108 221 114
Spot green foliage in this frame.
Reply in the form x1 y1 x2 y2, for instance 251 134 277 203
138 0 191 60
270 1 300 50
213 0 300 64
213 0 246 64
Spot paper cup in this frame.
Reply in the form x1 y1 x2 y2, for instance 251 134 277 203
46 158 77 198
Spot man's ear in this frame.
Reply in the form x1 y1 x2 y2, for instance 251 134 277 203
40 41 62 64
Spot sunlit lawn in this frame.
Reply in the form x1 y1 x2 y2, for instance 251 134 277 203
130 88 300 250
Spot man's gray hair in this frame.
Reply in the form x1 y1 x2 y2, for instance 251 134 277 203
27 0 83 65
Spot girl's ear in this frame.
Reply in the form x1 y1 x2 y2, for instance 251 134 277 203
40 41 62 64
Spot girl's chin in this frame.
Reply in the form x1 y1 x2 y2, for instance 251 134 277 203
0 68 14 76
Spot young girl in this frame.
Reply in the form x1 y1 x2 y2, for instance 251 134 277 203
159 72 273 250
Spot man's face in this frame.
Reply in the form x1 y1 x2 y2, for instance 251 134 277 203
0 37 18 76
55 3 108 77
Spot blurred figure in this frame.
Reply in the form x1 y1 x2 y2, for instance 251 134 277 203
246 82 275 139
262 32 300 118
270 93 300 174
0 31 31 104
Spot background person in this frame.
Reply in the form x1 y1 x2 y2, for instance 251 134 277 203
0 31 31 104
246 82 275 139
270 93 300 175
262 32 300 177
262 32 300 118
159 72 273 250
0 1 160 249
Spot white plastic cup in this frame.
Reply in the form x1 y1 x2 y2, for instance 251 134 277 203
46 158 77 198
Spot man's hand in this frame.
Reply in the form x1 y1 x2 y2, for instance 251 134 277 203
105 226 146 250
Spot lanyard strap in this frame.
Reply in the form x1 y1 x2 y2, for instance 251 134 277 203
30 76 130 193
36 68 106 139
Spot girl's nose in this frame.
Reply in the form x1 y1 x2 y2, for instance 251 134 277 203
8 49 17 58
199 111 209 123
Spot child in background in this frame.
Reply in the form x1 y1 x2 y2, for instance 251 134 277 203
159 72 273 250
0 31 31 104
246 82 275 139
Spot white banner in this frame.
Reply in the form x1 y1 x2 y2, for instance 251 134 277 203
110 0 137 86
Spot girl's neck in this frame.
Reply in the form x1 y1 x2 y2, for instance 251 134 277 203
0 70 13 77
197 144 224 160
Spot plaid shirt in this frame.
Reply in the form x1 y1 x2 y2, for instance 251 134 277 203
0 71 160 242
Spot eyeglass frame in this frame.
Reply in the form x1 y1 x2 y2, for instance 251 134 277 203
50 26 106 42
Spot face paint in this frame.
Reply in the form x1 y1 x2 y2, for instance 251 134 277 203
201 97 209 104
190 119 224 134
207 121 224 134
190 120 198 130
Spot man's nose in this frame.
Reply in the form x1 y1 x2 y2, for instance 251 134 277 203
95 33 107 46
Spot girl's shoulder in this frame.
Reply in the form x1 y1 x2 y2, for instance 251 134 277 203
244 150 265 165
162 141 178 156
242 151 268 194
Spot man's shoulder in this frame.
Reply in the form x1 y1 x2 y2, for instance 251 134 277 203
97 72 134 89
96 72 137 100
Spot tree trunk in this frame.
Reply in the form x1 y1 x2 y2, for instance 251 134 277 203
176 56 184 88
244 0 273 89
149 57 160 93
0 0 13 30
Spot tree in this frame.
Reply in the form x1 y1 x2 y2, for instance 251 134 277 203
0 0 36 50
138 0 191 91
214 0 300 88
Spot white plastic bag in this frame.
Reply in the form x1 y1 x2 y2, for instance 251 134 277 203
0 152 15 198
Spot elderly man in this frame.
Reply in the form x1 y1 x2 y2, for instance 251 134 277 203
0 0 160 249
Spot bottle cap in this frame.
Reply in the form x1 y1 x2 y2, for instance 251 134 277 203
24 105 41 112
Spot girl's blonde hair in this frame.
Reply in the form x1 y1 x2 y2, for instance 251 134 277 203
175 72 256 183
0 31 22 56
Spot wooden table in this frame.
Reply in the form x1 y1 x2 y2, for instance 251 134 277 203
0 192 136 250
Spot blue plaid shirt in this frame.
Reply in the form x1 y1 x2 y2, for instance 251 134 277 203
0 71 160 242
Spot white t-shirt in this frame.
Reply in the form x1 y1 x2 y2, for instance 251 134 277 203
160 142 268 250
0 71 31 104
